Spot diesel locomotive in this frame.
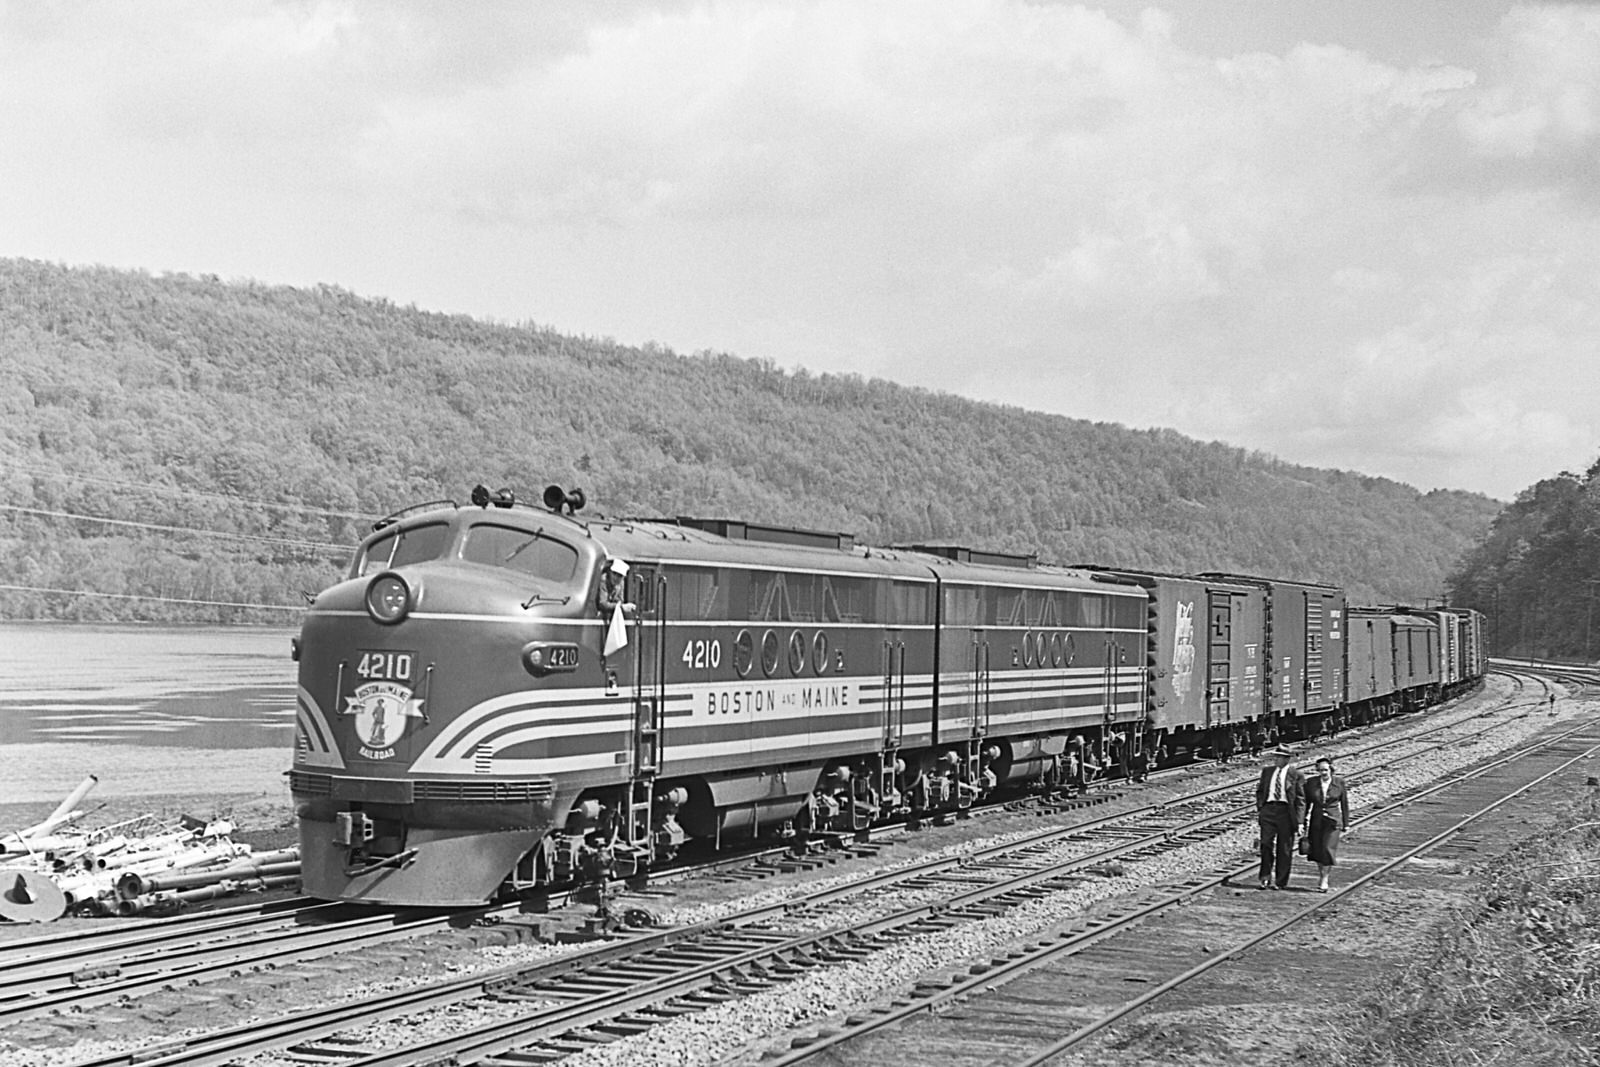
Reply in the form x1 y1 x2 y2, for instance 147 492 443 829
289 485 1485 905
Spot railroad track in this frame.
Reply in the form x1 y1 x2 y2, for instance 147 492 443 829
0 676 1513 1029
0 896 533 1025
43 674 1561 1067
1505 659 1600 695
768 716 1600 1067
0 895 325 983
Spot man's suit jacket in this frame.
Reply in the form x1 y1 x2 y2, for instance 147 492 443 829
1256 765 1305 825
1302 774 1350 830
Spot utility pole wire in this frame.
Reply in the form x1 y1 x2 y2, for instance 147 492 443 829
0 583 303 612
0 504 349 553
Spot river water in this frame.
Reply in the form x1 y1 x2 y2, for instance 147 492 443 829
0 623 297 805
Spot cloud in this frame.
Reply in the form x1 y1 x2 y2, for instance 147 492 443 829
1457 6 1600 157
1 1 1598 500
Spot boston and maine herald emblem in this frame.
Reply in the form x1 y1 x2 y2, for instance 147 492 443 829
344 681 425 758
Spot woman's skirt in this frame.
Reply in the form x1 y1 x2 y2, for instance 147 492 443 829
1308 817 1342 866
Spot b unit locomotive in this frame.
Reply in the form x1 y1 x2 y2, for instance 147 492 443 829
289 486 1485 905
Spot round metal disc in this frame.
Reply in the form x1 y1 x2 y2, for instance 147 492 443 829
0 868 68 923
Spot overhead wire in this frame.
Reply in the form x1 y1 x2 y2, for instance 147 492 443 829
0 583 303 612
0 504 350 554
0 465 355 615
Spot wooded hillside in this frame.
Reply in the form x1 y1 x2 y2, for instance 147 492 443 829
0 258 1499 622
1446 458 1600 662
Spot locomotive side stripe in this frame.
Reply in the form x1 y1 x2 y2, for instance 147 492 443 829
303 610 611 626
418 665 1147 768
418 698 1143 776
294 687 346 770
442 696 918 764
662 728 886 764
430 697 1144 777
429 694 700 761
484 751 638 777
428 687 652 758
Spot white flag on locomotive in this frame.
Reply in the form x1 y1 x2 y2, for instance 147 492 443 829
603 558 630 657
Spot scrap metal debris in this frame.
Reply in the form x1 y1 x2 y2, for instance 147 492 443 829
0 775 299 922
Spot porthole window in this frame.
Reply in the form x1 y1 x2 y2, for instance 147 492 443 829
788 631 806 675
733 629 755 678
1022 632 1036 668
1063 632 1076 666
1050 632 1064 668
1035 631 1049 667
761 630 781 677
812 631 829 674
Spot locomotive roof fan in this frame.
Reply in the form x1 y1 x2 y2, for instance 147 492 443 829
543 485 586 515
470 485 517 509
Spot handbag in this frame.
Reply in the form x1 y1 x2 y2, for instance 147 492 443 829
1297 834 1310 857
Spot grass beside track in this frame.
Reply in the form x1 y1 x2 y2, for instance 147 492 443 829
1325 788 1600 1067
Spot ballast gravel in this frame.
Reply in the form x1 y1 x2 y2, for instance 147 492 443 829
0 680 1581 1067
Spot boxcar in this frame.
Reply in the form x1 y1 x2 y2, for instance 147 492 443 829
1082 569 1266 754
1392 611 1441 706
1201 574 1345 726
1346 607 1398 721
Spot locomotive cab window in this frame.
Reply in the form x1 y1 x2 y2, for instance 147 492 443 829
462 524 580 584
357 522 450 577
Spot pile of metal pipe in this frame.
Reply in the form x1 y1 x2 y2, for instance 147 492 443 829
116 850 301 900
0 776 301 922
0 774 99 855
117 873 302 916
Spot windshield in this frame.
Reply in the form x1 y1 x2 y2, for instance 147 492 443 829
357 522 450 576
461 523 581 585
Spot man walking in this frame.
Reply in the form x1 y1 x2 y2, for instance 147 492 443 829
1255 745 1304 889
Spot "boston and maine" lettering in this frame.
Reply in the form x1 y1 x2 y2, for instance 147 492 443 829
702 681 853 715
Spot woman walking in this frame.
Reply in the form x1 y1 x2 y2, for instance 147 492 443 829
1302 756 1350 892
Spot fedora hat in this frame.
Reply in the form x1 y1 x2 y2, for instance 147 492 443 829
1268 745 1296 757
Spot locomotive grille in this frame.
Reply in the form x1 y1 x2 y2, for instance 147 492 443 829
414 779 555 802
288 770 333 795
289 771 554 804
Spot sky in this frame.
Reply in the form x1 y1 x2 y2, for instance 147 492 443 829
4 1 1599 501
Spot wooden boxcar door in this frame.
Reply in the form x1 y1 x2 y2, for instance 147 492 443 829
1357 616 1377 697
1206 592 1233 726
1303 594 1324 712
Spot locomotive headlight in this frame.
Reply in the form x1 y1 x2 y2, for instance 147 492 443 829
365 572 413 625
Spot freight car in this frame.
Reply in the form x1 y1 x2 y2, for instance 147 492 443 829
1346 608 1442 717
289 486 1486 905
